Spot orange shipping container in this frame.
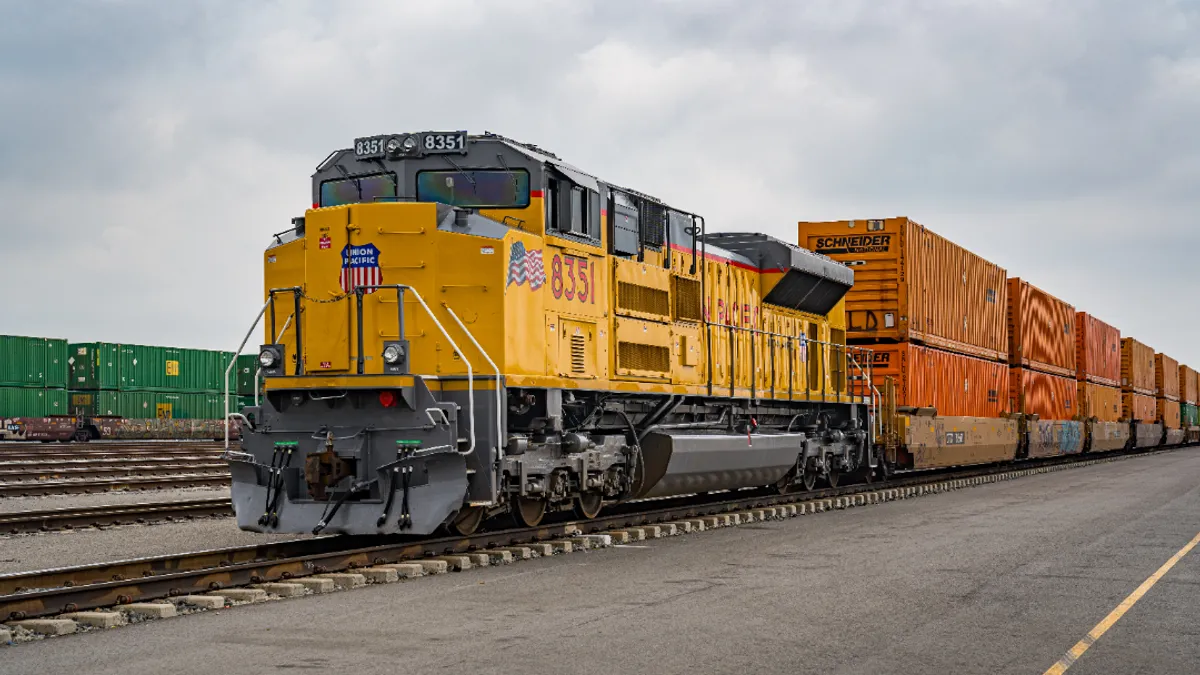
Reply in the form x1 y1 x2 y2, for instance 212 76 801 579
865 342 1006 418
1122 392 1156 422
1155 353 1180 401
1007 278 1076 377
1074 312 1120 386
1078 382 1121 423
1158 398 1181 429
1121 338 1155 395
797 217 1007 361
1008 367 1077 421
1179 366 1198 405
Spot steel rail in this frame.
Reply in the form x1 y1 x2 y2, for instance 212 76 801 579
0 463 230 480
0 499 233 535
0 474 231 497
2 445 1185 621
0 456 225 467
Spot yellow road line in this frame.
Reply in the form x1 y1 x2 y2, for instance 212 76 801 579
1043 530 1200 674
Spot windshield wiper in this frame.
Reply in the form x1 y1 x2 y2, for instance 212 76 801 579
440 155 478 199
370 158 400 200
333 163 364 200
496 153 519 197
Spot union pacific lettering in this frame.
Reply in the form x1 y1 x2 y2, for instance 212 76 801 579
813 234 892 255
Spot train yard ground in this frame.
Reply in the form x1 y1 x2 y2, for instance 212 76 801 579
0 448 1196 674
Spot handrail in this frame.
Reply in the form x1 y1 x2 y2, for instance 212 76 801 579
698 318 876 426
444 305 505 496
357 284 474 456
225 298 273 452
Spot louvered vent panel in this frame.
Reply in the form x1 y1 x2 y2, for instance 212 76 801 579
639 201 665 248
618 342 670 373
570 334 587 373
672 276 703 322
617 282 670 317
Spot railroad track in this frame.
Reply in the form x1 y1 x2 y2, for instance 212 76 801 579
0 498 233 535
2 445 1186 623
0 449 227 462
1 441 228 452
0 474 230 497
0 443 232 496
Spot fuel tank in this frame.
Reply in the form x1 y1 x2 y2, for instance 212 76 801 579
635 432 807 499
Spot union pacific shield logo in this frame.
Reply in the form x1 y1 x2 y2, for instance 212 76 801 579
340 243 382 294
507 241 546 290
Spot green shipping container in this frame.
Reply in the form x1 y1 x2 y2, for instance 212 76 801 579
116 391 229 420
1181 403 1199 427
67 343 122 390
236 353 259 396
0 335 68 389
0 387 68 417
67 390 121 416
117 344 236 394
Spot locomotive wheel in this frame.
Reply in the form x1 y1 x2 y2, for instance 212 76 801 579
573 493 603 519
826 469 841 489
449 505 487 536
801 464 818 491
512 496 548 528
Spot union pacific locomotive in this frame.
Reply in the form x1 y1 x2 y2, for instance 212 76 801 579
226 131 878 536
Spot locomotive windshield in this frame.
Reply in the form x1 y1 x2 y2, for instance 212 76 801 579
416 169 530 208
319 173 397 207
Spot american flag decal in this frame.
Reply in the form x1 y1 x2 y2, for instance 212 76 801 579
507 241 546 290
340 243 383 294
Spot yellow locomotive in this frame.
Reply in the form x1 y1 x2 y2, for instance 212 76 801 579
227 131 876 536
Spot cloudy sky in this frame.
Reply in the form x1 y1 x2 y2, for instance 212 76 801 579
2 0 1198 363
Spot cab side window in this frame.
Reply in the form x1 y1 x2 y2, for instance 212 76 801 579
570 187 587 236
546 171 599 243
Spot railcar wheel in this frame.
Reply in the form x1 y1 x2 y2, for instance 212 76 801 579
801 464 818 491
512 496 547 528
573 493 603 519
449 505 487 536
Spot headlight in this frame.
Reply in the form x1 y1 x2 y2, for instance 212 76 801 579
385 136 403 155
259 349 277 367
401 135 418 152
383 344 403 364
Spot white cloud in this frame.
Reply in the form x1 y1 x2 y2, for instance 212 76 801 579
1 0 1199 364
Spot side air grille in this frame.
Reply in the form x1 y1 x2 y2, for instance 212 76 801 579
571 334 587 373
617 342 671 373
639 201 665 248
672 276 703 323
617 282 670 317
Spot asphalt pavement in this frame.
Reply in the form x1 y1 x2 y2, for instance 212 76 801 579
3 449 1199 675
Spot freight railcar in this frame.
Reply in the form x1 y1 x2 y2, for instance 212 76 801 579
0 416 240 442
226 131 879 537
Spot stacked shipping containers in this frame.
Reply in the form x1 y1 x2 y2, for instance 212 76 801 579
67 342 236 420
1121 338 1157 422
1005 278 1077 422
0 335 69 417
1180 366 1199 428
1075 312 1122 423
797 217 1009 419
1155 353 1181 431
236 353 260 410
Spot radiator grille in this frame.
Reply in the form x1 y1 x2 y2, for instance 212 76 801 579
570 334 587 373
618 342 671 373
617 282 670 317
672 276 703 322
